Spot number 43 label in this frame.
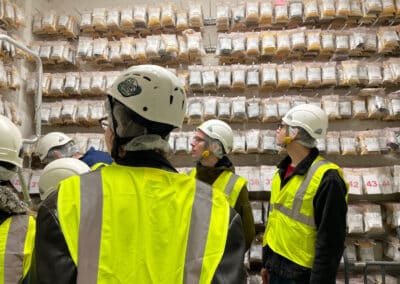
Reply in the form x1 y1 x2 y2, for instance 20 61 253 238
363 174 392 195
363 175 380 194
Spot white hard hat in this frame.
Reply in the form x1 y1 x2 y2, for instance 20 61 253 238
36 132 73 161
109 65 187 128
39 158 90 200
282 104 328 139
197 119 233 154
0 115 23 168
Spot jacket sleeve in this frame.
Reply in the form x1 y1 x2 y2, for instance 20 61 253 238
234 185 256 251
310 169 348 284
212 208 247 284
29 190 77 284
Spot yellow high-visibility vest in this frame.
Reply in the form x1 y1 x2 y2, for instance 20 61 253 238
58 164 230 284
0 214 36 284
190 169 247 207
91 162 108 171
263 157 348 268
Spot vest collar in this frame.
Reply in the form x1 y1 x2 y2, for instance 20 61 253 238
196 156 234 184
278 148 320 183
116 150 177 173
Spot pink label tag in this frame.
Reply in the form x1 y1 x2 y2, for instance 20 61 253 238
274 0 286 5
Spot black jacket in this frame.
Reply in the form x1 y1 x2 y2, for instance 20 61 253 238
0 182 32 284
195 156 256 251
29 151 246 284
262 148 348 284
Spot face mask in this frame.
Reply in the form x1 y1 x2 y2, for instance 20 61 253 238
0 166 17 181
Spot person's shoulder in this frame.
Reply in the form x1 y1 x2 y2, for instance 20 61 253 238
80 147 113 167
85 148 111 158
320 167 347 190
322 168 343 178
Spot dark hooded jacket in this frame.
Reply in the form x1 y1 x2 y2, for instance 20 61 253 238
0 182 34 284
195 156 256 251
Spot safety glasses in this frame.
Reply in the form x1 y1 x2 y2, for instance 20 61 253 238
277 123 286 130
98 117 109 130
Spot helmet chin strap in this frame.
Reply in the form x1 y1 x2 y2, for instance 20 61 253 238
108 97 121 161
195 150 210 163
284 136 293 145
279 126 294 148
201 150 210 158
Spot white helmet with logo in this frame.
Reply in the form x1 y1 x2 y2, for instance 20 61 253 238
109 65 186 128
0 115 23 168
39 157 90 200
197 119 233 154
282 104 328 139
36 132 73 161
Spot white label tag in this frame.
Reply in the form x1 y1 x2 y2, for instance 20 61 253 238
363 174 381 194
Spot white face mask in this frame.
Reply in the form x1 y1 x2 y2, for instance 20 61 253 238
0 166 17 181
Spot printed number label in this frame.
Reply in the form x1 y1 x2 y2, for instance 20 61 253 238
250 179 260 185
366 180 378 187
364 175 380 194
349 181 359 188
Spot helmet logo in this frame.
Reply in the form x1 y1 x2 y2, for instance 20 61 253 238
315 128 323 135
118 78 142 97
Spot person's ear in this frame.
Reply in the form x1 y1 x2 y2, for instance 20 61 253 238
53 150 64 159
291 128 299 139
209 142 220 154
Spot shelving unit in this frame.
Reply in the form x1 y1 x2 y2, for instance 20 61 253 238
10 0 400 283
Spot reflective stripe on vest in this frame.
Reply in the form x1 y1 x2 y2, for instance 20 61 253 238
190 169 246 207
77 171 102 284
76 170 228 284
223 174 239 197
184 180 212 283
0 215 33 284
272 160 330 227
213 172 246 207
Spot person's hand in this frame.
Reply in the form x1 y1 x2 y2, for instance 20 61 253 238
260 268 269 284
